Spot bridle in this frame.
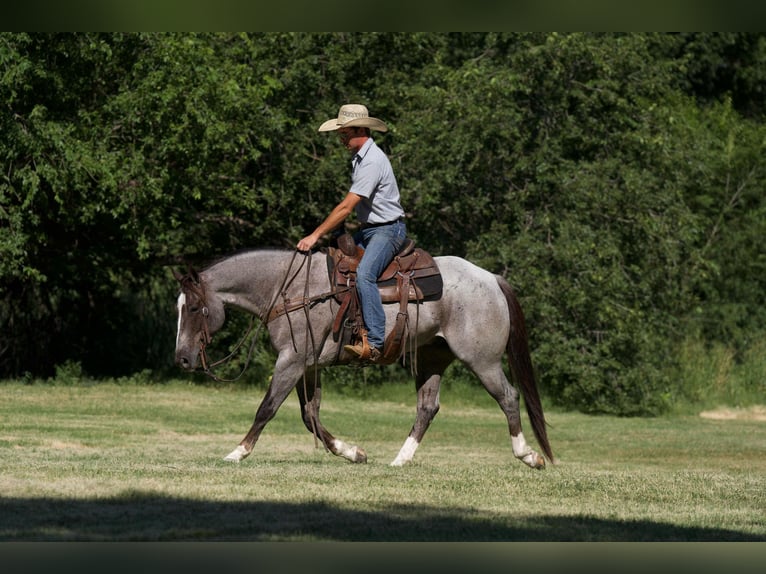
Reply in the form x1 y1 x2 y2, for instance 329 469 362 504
180 275 258 382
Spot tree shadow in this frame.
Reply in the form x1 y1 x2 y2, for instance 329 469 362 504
1 493 763 541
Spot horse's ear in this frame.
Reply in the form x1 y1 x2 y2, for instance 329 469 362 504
172 268 184 282
189 266 201 285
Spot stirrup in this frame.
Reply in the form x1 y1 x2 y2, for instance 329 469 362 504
344 341 372 360
344 330 373 360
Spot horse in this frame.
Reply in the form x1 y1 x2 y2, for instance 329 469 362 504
173 247 554 469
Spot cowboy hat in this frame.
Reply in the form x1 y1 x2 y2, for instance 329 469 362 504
318 104 388 132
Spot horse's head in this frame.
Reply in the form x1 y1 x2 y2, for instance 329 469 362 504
173 268 225 371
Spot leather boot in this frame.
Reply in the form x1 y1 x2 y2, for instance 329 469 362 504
343 332 382 362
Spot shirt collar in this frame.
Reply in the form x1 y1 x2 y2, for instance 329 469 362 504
352 138 374 165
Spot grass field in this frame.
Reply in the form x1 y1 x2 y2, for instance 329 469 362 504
0 380 764 542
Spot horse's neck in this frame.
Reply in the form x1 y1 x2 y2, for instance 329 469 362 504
202 250 296 318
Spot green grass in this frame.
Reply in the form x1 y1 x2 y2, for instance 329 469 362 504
0 380 764 541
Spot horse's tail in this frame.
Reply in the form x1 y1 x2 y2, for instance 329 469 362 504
496 275 554 463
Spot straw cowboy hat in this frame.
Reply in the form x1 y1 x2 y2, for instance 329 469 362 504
318 104 389 132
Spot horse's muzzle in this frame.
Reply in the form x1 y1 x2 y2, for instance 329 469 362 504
175 351 198 371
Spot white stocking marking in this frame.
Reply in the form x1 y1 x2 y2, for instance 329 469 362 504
223 445 249 462
512 432 543 467
511 432 534 458
332 439 361 462
391 436 420 467
176 293 186 349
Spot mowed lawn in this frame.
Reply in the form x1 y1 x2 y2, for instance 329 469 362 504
0 381 764 541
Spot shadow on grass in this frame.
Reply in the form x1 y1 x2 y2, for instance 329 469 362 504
1 493 763 541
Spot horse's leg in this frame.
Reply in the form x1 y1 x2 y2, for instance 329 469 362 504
296 367 367 463
391 339 454 467
223 353 303 462
473 363 546 469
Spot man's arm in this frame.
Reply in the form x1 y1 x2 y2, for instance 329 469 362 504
296 192 362 251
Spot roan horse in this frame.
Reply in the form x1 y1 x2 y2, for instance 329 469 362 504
174 247 554 469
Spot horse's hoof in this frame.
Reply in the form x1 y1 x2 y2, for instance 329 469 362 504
353 447 367 464
520 451 546 470
223 445 249 463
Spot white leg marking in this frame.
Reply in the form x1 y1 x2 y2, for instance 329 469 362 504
176 293 186 350
332 439 361 462
391 436 420 467
223 445 249 462
512 432 544 468
511 432 533 458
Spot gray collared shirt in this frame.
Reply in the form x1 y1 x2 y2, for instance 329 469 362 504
349 138 404 225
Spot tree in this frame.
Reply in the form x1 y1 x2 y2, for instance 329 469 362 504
2 33 765 416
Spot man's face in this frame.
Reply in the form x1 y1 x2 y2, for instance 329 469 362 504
338 127 366 153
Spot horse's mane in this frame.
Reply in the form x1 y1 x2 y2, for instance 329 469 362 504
173 247 295 290
196 246 296 272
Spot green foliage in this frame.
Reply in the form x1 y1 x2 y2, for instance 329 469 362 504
672 337 766 412
2 32 766 415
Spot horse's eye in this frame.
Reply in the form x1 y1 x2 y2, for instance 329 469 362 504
189 305 199 313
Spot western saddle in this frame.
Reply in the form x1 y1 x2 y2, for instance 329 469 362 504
328 233 442 364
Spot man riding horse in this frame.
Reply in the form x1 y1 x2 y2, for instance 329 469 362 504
174 104 553 469
297 104 406 363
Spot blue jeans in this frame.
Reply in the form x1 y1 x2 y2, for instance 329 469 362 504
354 221 407 350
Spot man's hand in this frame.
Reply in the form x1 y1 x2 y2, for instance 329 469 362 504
297 233 319 252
